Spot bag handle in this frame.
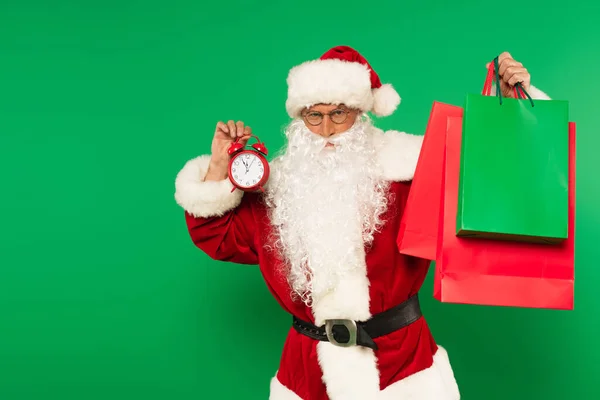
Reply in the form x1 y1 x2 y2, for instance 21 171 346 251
515 82 534 106
482 56 534 107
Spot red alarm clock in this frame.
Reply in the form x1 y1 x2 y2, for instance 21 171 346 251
227 134 270 192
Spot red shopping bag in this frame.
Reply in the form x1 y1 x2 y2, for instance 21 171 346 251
397 102 463 260
434 116 575 309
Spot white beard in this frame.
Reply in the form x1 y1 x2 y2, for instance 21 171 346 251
264 117 391 307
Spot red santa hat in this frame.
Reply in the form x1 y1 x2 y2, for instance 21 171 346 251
285 45 401 118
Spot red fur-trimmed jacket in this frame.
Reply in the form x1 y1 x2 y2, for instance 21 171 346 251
174 128 460 400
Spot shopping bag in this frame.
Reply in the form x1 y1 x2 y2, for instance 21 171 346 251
456 57 570 244
397 102 463 260
434 116 575 310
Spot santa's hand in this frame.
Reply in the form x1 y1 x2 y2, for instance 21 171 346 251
206 120 252 181
486 52 531 98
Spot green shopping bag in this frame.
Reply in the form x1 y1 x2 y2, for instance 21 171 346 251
457 56 569 244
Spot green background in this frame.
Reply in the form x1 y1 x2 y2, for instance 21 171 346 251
1 1 597 399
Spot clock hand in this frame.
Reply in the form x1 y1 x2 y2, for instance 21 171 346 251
241 159 249 172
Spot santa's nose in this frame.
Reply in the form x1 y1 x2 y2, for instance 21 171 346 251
320 117 336 137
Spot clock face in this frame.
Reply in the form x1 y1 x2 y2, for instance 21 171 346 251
230 152 266 188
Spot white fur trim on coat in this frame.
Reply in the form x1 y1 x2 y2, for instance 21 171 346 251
268 346 460 400
379 346 460 400
308 230 377 397
174 155 243 218
311 267 372 326
373 128 424 182
269 375 302 400
285 59 401 118
317 342 380 399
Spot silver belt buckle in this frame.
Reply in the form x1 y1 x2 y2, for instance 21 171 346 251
325 319 357 347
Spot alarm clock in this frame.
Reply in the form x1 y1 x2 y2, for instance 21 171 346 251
227 134 270 192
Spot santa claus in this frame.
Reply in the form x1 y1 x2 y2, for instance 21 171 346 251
174 46 551 399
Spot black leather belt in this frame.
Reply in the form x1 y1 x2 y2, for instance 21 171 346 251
292 294 422 351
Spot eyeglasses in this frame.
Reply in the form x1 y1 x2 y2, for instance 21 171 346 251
302 108 353 126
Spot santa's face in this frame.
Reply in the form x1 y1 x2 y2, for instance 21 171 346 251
300 103 360 139
264 116 390 307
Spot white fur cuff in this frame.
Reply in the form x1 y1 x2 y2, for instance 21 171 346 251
490 84 551 100
527 84 551 100
174 155 243 218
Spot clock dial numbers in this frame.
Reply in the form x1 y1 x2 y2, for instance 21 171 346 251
231 153 265 188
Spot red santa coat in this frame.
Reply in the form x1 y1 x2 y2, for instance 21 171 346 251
175 128 460 399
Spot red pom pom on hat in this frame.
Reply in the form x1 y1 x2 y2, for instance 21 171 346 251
285 45 400 118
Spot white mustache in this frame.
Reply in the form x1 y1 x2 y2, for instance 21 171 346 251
314 132 355 149
284 118 370 157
